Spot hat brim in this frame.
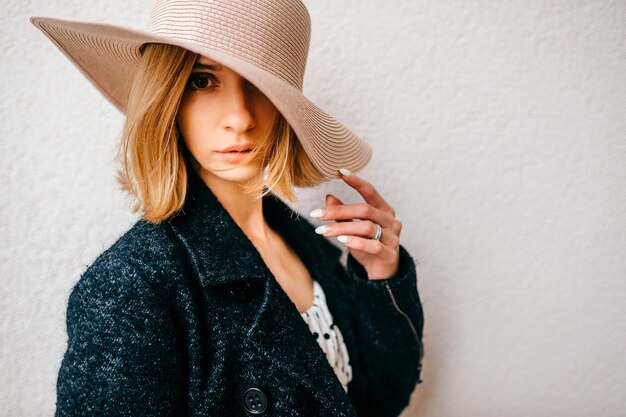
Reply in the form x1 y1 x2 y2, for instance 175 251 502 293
30 16 372 180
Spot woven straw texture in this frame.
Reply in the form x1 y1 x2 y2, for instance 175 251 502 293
29 0 373 179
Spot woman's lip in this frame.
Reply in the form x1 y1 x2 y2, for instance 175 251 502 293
217 144 255 152
215 150 252 163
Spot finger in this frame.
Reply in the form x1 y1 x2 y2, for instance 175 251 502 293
336 234 392 258
325 193 343 206
338 169 394 216
316 219 390 242
313 201 391 227
325 193 351 223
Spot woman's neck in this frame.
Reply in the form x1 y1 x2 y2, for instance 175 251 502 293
198 171 273 244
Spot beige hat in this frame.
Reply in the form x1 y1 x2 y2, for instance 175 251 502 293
29 0 372 180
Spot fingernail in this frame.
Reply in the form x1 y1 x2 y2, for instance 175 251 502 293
315 225 328 234
309 208 325 218
337 235 350 243
339 168 351 176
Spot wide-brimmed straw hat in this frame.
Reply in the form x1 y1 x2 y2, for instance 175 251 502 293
29 0 372 180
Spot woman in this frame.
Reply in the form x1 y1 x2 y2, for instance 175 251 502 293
30 1 424 416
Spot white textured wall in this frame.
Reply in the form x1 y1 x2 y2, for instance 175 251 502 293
2 1 625 416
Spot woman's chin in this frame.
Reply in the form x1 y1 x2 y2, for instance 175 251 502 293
202 163 264 184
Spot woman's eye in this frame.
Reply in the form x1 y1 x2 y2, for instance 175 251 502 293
186 73 218 91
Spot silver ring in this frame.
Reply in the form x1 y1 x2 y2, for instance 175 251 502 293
370 223 382 241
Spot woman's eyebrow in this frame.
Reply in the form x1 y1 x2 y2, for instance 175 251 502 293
193 62 222 71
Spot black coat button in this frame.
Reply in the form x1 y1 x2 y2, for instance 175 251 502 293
229 281 252 301
242 387 268 414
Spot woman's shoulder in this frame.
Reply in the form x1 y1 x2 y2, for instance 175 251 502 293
61 220 188 368
72 219 185 301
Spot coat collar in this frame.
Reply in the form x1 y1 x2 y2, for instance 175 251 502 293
164 170 358 410
165 168 342 288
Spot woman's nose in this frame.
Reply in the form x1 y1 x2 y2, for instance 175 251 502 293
222 80 256 133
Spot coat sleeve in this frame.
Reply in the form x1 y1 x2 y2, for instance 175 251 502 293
344 244 425 417
55 259 186 417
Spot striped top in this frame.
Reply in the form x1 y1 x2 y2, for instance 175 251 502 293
300 280 353 392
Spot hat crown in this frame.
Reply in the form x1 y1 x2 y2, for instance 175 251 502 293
146 0 311 90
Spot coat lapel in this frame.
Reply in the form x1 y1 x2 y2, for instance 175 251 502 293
165 170 270 285
166 170 358 413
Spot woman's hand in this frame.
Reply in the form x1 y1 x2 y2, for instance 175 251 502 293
309 168 403 280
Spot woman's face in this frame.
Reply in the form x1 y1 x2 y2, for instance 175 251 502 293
176 55 278 186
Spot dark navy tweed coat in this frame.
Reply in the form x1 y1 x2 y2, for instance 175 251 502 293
55 168 425 417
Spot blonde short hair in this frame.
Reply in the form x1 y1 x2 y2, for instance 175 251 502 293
115 43 325 223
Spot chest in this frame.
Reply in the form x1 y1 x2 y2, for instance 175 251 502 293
251 234 315 314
